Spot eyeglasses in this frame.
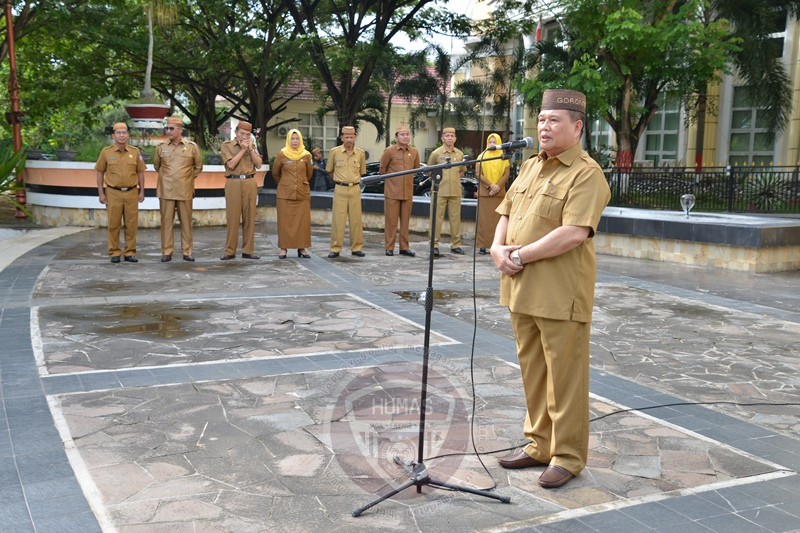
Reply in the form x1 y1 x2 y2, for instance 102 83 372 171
165 126 176 131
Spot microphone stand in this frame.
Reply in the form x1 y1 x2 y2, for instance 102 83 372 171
352 152 513 517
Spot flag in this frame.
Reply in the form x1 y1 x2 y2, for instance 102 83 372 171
536 16 542 43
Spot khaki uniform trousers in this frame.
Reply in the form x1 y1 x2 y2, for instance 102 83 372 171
159 198 193 256
510 311 590 476
224 177 258 256
106 187 139 257
384 197 412 251
330 184 364 253
431 193 462 248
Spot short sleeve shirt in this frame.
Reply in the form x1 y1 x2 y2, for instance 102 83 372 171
496 143 611 322
427 145 464 197
94 144 146 188
220 139 257 176
380 144 419 199
326 145 366 184
153 139 203 200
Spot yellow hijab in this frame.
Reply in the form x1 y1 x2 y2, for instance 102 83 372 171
281 129 311 161
478 133 510 184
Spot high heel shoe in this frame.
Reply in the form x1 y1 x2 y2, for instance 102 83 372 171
278 249 287 259
298 249 310 258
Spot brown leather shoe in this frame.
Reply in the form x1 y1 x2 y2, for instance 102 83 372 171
538 465 574 488
160 255 172 263
183 255 195 262
220 254 235 260
497 451 548 469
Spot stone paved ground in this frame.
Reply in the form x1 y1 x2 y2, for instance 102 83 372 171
2 222 800 532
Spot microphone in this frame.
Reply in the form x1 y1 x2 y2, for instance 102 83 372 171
488 137 535 151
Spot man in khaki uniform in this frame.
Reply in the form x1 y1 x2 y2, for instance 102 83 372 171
380 124 419 257
326 125 367 258
154 116 203 262
427 127 465 256
95 122 146 263
220 120 263 260
491 89 610 488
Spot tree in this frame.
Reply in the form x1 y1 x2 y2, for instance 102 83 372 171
398 44 480 137
139 0 177 102
373 48 429 146
556 0 738 167
286 0 470 131
691 1 800 167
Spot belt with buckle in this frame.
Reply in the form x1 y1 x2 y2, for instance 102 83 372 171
334 181 359 187
226 174 254 179
107 185 136 192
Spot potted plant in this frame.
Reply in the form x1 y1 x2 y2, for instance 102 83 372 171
24 127 46 160
204 131 224 164
124 1 176 126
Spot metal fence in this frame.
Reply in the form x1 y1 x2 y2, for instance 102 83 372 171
604 166 800 214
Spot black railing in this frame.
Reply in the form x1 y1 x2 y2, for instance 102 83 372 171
604 166 800 214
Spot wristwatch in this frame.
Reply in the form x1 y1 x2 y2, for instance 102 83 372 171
511 249 523 266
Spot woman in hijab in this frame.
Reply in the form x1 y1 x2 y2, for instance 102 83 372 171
475 133 510 254
273 129 314 258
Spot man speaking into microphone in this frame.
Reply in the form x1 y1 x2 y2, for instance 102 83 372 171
490 89 610 488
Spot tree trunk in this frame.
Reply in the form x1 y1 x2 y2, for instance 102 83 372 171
694 92 707 171
142 8 154 100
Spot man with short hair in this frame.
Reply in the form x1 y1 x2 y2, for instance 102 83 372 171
154 116 203 262
311 146 333 191
220 120 263 260
491 89 611 489
95 122 146 263
326 126 367 258
427 127 465 256
380 124 419 257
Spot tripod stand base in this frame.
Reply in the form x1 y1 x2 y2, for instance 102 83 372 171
352 456 511 517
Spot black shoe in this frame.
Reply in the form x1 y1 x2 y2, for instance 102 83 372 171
124 255 138 263
433 247 440 257
110 256 121 263
242 253 260 259
478 248 487 255
352 251 365 257
385 250 393 256
298 250 310 258
183 255 195 262
160 254 172 262
399 249 415 257
220 254 235 260
327 252 339 258
451 247 464 254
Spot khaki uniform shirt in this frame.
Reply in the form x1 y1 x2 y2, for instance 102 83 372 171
496 143 610 323
153 138 203 200
380 144 419 200
427 145 465 197
273 151 314 201
94 144 146 188
220 139 258 176
326 145 366 184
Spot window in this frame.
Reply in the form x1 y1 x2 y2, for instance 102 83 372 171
589 118 613 154
295 113 339 152
728 87 774 166
644 93 680 166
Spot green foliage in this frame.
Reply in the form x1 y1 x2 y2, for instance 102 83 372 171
511 0 739 165
744 172 789 211
0 139 30 215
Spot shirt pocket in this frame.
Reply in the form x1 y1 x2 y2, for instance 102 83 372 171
531 182 567 221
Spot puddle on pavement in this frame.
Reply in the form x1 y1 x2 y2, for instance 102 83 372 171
394 289 491 302
74 304 211 339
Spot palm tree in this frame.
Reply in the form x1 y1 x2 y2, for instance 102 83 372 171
693 1 800 167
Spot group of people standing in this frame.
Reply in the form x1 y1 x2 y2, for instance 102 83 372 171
95 88 611 490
